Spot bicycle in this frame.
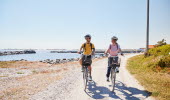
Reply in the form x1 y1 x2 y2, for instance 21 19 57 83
109 56 120 92
82 55 92 91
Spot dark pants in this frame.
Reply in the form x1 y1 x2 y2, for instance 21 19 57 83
106 57 118 78
106 66 112 78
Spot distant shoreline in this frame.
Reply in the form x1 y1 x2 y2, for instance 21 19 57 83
0 50 36 56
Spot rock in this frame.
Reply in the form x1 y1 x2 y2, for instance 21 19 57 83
0 52 3 56
40 58 80 64
75 58 79 61
55 59 60 63
20 59 25 61
67 59 71 62
63 58 67 60
24 50 36 54
0 50 36 56
19 66 28 69
70 58 75 61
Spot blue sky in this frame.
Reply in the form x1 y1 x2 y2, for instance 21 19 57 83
0 0 169 49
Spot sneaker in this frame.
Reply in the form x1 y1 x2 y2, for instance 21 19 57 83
107 77 109 82
89 76 92 81
116 67 119 73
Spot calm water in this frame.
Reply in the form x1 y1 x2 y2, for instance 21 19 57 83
0 50 80 61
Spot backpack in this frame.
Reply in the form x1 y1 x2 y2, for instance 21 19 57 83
83 43 93 52
109 43 119 50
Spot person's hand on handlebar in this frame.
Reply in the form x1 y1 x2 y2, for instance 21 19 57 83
104 52 108 57
91 52 95 55
77 51 81 54
121 53 124 56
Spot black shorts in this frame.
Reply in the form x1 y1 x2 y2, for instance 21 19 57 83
81 55 92 66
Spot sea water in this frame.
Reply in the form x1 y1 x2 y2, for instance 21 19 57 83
0 50 80 61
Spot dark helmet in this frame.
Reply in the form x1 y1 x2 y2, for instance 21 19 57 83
84 34 91 38
111 36 118 40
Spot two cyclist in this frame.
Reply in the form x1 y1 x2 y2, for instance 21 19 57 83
77 34 95 81
78 34 123 82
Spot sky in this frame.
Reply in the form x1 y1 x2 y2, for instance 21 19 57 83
0 0 170 49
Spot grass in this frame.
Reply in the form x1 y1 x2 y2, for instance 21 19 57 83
0 61 17 68
127 44 170 100
32 70 38 74
16 72 24 74
0 75 8 77
0 61 50 68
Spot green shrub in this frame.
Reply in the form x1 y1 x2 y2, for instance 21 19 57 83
127 54 170 100
157 55 170 68
148 44 170 56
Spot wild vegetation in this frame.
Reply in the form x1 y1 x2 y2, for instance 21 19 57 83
127 44 170 100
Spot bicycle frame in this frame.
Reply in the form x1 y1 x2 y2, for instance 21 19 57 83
81 54 93 91
109 56 119 92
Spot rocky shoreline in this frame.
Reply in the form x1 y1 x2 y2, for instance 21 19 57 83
50 50 105 53
3 54 105 65
39 54 105 64
0 50 36 56
39 58 79 64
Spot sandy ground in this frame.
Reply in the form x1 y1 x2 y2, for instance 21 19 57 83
30 54 154 100
0 57 104 100
0 61 79 100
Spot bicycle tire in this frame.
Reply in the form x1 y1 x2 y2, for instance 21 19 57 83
83 66 88 90
111 67 116 92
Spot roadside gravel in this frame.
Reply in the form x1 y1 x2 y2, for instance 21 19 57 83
30 54 154 100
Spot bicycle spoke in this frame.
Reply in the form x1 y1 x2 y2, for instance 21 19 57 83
111 67 116 92
83 67 88 91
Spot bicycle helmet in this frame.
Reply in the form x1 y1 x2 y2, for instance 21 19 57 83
84 34 91 38
111 36 118 40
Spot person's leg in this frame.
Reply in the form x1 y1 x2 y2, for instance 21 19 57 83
88 66 92 76
79 55 84 71
106 66 111 77
88 65 92 81
79 57 82 65
106 57 112 78
118 57 121 67
88 59 92 80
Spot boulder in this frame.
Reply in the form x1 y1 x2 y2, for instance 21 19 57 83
24 50 36 54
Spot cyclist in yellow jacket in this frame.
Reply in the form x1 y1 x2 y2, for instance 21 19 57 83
78 34 95 81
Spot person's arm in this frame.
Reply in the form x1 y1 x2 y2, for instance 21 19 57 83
92 48 95 55
118 45 124 56
105 45 110 54
105 49 109 54
77 45 83 54
120 49 124 56
118 48 121 53
91 44 95 55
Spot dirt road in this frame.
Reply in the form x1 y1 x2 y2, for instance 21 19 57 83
30 54 154 100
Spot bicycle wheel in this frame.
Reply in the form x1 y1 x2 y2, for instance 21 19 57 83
111 67 116 92
83 66 88 90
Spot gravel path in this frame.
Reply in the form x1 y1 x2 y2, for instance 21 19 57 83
30 54 154 100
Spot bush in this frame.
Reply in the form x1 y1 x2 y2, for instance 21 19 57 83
127 53 170 100
148 44 170 56
157 55 170 68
